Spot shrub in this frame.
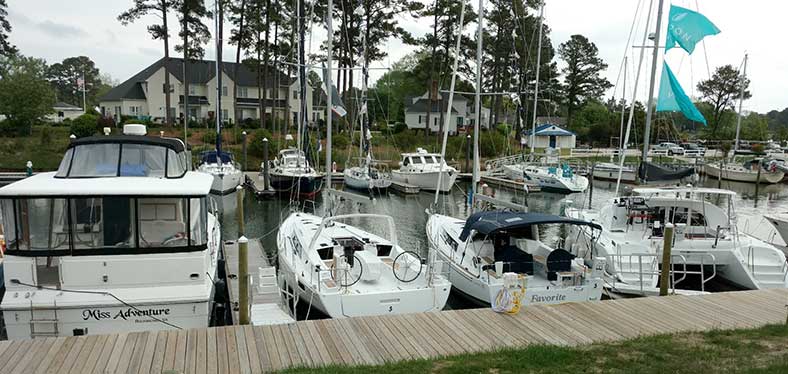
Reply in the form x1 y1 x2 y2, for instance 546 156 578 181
496 123 511 137
333 133 350 149
249 130 278 159
70 113 99 138
393 122 407 133
39 125 53 146
751 143 765 154
97 115 115 129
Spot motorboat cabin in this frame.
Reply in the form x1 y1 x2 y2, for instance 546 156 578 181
0 126 222 339
391 148 458 192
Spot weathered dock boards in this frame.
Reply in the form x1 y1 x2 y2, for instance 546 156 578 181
3 289 787 373
224 238 294 326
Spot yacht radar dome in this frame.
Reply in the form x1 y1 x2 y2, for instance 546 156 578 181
123 124 147 136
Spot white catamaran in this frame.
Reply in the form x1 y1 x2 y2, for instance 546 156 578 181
0 125 222 339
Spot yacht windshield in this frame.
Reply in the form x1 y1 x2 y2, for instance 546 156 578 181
56 142 187 178
0 196 209 256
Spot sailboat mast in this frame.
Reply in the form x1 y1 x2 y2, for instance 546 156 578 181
733 54 748 154
325 0 333 183
618 56 627 151
214 0 223 155
640 0 666 162
471 0 484 200
361 34 369 160
297 0 307 167
530 2 544 154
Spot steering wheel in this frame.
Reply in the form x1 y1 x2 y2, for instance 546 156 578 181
392 251 423 283
330 254 363 287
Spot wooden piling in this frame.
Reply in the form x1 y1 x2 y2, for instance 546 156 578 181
237 236 249 325
263 138 270 190
236 185 244 237
660 223 674 296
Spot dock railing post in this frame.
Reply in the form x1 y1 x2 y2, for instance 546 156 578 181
236 185 244 237
238 236 250 325
242 131 247 171
660 223 674 296
263 138 270 190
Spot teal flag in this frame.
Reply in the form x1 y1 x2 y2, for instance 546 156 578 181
656 63 707 125
665 5 720 54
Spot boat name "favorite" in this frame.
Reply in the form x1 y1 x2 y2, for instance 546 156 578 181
530 294 567 303
82 308 171 321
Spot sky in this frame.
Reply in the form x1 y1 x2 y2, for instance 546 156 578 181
5 0 785 113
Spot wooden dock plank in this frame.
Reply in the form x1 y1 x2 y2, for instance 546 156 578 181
215 326 230 374
0 339 32 373
242 326 263 374
194 327 208 374
205 326 218 374
34 337 68 374
133 331 158 374
65 335 99 374
10 336 54 374
183 329 198 374
55 335 86 373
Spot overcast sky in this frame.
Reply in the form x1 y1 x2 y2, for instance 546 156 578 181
6 0 784 113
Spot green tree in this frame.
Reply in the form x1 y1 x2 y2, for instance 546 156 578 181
697 64 751 137
0 0 15 57
46 56 103 108
176 0 212 126
0 55 56 135
740 112 769 141
557 34 612 124
118 0 176 125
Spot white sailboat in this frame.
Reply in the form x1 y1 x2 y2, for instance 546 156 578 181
0 124 222 339
426 0 604 308
703 54 784 184
342 35 392 191
505 4 587 194
276 0 450 319
197 6 243 195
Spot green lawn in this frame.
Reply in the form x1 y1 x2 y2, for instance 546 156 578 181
281 324 788 374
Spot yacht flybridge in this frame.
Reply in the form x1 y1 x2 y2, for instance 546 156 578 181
0 125 222 339
565 187 788 295
277 209 451 318
391 149 458 192
427 210 605 306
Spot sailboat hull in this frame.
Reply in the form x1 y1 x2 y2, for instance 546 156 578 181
269 173 324 197
705 163 784 184
343 168 392 190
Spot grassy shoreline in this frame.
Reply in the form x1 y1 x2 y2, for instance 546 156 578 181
280 323 788 373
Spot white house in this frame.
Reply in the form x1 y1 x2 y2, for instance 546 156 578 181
403 91 491 134
99 57 314 125
47 102 84 123
524 123 576 150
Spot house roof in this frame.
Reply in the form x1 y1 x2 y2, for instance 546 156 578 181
100 57 292 102
405 97 458 114
524 123 575 136
53 102 82 110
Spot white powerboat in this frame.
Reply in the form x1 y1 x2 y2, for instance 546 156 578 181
277 211 451 318
0 125 222 339
503 163 588 193
764 213 788 244
427 210 605 306
391 148 457 192
565 187 788 295
704 159 784 184
268 148 324 198
198 151 244 195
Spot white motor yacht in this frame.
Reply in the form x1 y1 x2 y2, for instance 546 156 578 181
565 187 788 295
391 148 457 192
0 125 222 339
197 150 244 195
277 210 451 318
427 210 605 306
503 163 588 193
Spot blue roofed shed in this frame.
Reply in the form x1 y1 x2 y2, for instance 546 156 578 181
523 123 576 150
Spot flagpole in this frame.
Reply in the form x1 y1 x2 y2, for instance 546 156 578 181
640 0 666 174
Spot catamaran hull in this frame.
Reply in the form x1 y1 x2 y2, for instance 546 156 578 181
391 170 457 192
269 173 324 197
704 163 784 184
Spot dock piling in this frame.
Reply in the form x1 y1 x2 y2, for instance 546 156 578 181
236 185 244 237
660 223 674 296
238 236 250 325
588 163 595 210
755 164 762 206
242 131 247 171
263 138 270 190
465 134 471 173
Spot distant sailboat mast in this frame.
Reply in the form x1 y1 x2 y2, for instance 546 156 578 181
529 2 544 155
471 0 484 203
325 0 334 187
214 0 223 160
640 0 666 166
733 53 749 155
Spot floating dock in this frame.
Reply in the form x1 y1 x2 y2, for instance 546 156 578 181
243 171 276 198
1 289 785 373
223 238 294 326
480 174 542 193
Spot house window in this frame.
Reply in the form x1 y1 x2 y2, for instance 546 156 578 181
457 117 464 127
293 90 298 100
433 118 438 127
189 85 196 95
222 86 228 96
221 109 228 120
418 115 422 124
129 106 138 115
238 87 248 98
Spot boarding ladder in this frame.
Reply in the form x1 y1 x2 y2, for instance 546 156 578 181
29 300 59 338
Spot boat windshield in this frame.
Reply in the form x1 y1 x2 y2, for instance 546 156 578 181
56 143 188 178
0 196 208 256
